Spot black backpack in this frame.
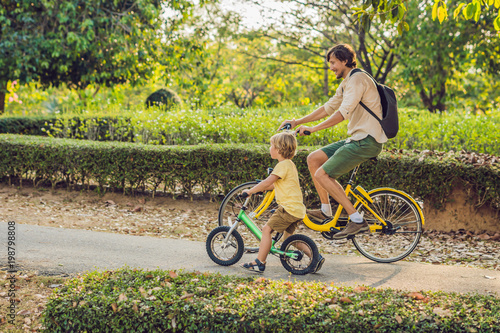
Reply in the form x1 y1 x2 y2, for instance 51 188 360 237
349 68 399 139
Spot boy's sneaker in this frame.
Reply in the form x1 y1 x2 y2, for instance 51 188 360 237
307 209 331 223
313 255 325 273
331 221 369 239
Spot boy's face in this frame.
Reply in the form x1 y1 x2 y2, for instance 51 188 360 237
270 143 280 159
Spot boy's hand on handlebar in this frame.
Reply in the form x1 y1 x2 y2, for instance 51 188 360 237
296 125 313 136
278 119 297 131
241 190 251 198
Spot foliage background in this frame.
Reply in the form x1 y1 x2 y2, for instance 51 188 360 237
2 0 500 115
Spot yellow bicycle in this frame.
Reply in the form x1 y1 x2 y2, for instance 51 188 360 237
218 163 425 263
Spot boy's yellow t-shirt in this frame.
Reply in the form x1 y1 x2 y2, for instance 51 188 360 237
271 159 306 219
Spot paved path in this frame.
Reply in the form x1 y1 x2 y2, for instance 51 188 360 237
1 222 498 296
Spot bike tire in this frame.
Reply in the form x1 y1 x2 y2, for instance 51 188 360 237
280 234 319 275
206 226 244 266
218 181 278 249
352 189 423 263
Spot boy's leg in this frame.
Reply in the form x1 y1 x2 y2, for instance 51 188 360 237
256 225 273 264
244 208 284 267
284 224 324 273
283 221 314 258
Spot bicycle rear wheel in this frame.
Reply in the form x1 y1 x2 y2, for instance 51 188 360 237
218 181 278 249
352 189 423 263
280 234 319 275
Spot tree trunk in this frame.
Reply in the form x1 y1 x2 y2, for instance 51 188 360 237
323 49 329 97
0 81 6 115
419 87 446 113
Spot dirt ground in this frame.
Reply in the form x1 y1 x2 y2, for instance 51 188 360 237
0 182 499 332
0 182 499 269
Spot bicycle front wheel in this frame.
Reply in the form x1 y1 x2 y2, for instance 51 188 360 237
352 189 423 263
218 181 278 249
206 226 244 266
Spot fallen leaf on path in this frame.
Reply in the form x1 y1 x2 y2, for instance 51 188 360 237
16 310 31 316
477 233 491 240
180 293 194 300
407 292 425 300
433 307 452 317
353 286 368 293
340 297 352 303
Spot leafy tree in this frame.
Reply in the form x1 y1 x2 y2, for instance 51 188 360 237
395 0 500 112
351 0 500 33
160 3 238 107
243 0 400 98
0 0 193 114
222 32 323 108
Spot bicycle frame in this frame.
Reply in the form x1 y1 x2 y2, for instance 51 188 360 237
249 166 392 233
223 199 300 260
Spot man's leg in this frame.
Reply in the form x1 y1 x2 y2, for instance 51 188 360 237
315 167 368 238
314 168 356 215
316 137 384 238
307 149 330 205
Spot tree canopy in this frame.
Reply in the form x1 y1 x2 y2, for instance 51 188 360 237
0 0 193 113
351 0 500 34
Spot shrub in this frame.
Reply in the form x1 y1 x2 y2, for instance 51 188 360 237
2 107 499 155
0 134 498 212
145 88 182 110
42 268 500 333
0 116 57 136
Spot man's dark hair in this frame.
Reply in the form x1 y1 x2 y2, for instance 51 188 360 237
326 44 357 68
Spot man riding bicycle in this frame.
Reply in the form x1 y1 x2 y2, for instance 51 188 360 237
279 44 387 240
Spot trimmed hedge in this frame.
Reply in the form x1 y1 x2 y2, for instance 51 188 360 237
42 269 500 332
0 116 57 136
1 109 500 155
0 116 134 142
0 134 499 211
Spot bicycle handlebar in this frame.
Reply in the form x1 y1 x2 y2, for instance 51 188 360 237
280 123 310 136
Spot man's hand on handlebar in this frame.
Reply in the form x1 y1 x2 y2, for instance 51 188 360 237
278 119 297 131
296 125 313 136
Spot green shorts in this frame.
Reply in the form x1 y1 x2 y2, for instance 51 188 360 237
320 135 383 179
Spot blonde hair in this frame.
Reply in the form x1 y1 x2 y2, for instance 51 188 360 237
270 131 297 159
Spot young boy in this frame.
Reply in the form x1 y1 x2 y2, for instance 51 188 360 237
241 131 325 273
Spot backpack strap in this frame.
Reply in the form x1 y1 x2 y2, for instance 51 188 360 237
345 68 382 122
